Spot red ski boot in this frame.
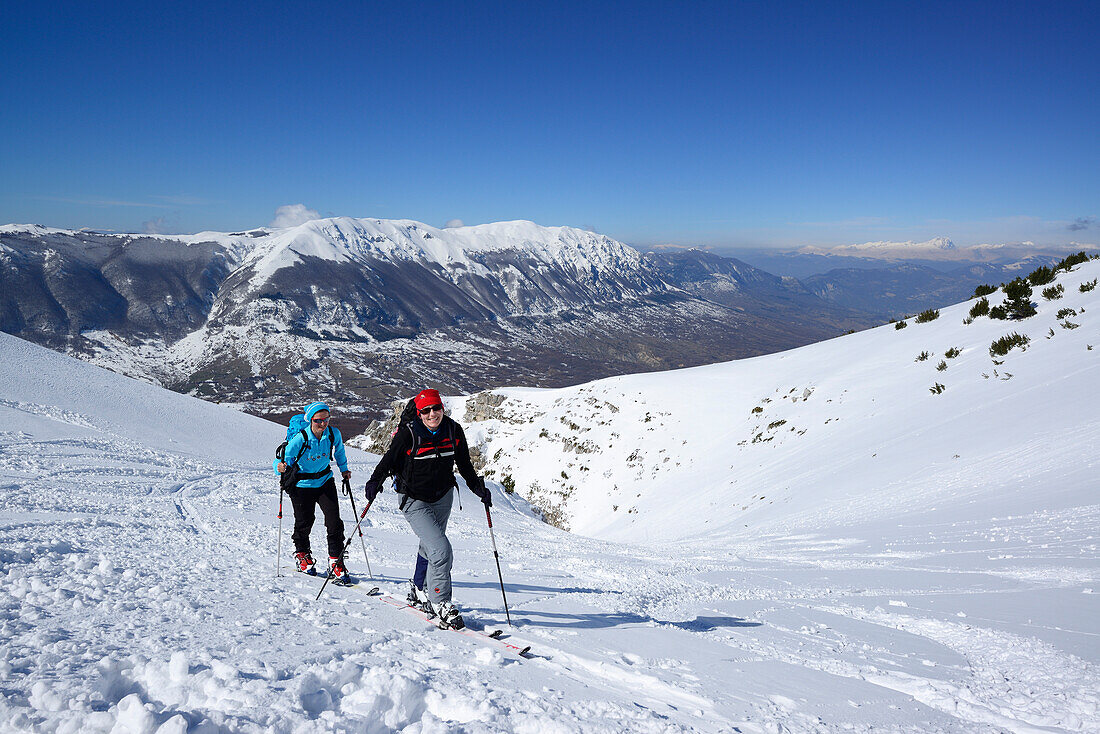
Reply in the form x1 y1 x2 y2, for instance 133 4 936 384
294 551 316 575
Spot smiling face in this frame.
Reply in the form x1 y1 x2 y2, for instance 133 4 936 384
310 410 330 438
418 403 444 430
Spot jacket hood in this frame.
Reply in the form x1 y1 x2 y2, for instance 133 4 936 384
303 402 331 423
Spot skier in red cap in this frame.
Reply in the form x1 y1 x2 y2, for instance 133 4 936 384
364 389 491 630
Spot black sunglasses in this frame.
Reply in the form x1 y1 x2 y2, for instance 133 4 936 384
418 405 444 415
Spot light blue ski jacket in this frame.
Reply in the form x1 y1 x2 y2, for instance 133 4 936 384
276 402 349 489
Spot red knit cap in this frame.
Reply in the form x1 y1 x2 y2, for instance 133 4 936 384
414 389 443 411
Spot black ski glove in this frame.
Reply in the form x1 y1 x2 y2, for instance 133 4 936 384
470 477 491 507
364 478 382 503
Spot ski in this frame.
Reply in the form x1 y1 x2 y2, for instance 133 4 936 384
292 569 377 595
375 593 532 658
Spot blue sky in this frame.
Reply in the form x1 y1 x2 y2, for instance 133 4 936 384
2 1 1097 250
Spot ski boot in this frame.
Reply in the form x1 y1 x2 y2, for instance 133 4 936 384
328 556 352 586
294 551 316 575
433 600 465 630
407 580 433 614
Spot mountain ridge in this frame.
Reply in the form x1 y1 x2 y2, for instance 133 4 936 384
0 217 868 432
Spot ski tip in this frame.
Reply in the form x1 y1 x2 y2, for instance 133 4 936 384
366 586 381 596
519 646 531 656
487 629 504 639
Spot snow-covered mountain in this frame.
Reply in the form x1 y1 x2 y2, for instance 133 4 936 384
2 259 1097 731
0 218 865 432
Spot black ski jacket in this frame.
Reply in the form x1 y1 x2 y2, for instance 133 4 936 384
367 416 480 503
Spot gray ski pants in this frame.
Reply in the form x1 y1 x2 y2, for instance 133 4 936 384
402 490 454 604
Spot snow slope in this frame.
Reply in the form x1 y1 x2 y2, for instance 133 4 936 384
458 259 1100 544
1 262 1098 732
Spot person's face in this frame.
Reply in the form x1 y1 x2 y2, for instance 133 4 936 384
419 403 444 430
311 410 330 437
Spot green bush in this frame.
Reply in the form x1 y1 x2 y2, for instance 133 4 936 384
972 284 997 298
989 304 1008 320
929 383 945 395
969 297 990 318
945 347 961 358
915 351 930 361
1081 278 1098 293
936 360 948 371
1027 265 1056 286
1042 284 1064 300
1057 251 1090 271
915 308 940 323
895 320 908 330
1056 307 1077 319
989 332 1030 357
1002 277 1037 318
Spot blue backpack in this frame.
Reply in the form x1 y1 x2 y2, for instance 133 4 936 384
275 413 334 471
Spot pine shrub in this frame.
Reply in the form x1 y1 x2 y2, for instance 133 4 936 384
945 347 961 358
1027 265 1057 286
969 297 990 318
936 360 948 371
972 284 997 298
1056 307 1077 319
1057 251 1090 271
929 383 945 395
1081 278 1098 293
989 332 1030 357
915 351 930 362
1002 277 1036 318
989 304 1009 320
895 320 908 330
1042 284 1064 300
915 308 940 323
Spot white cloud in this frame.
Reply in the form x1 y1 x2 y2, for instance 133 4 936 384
444 219 464 228
271 204 321 228
143 216 173 234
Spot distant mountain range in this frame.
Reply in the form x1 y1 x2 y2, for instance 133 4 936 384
720 238 1095 318
6 219 1086 436
0 218 870 434
729 237 1090 278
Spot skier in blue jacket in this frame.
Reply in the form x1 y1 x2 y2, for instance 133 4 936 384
276 402 351 579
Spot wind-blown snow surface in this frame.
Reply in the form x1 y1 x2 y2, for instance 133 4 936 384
2 264 1098 731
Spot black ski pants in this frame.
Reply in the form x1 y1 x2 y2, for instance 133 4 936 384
289 478 345 558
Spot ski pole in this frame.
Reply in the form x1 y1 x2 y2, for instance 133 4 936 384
343 476 373 579
484 506 513 627
317 498 373 601
276 484 284 578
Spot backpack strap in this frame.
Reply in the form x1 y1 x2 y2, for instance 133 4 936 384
327 426 335 461
398 422 418 491
292 429 310 465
